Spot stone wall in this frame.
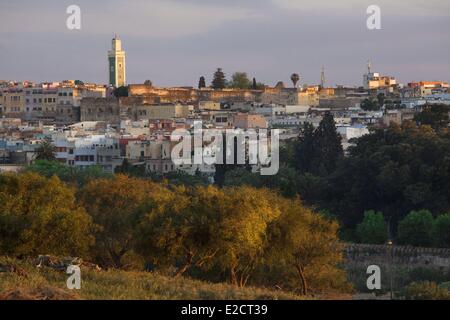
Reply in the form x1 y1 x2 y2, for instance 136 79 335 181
80 98 120 123
344 243 450 268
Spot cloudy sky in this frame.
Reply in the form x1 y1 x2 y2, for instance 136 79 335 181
1 0 449 87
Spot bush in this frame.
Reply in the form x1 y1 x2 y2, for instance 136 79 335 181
397 210 434 247
398 281 450 300
434 213 450 247
356 210 388 244
0 173 94 257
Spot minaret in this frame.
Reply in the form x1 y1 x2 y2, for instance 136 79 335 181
320 66 326 88
108 35 126 87
367 60 372 74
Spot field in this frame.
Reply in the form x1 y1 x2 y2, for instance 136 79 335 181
0 256 301 300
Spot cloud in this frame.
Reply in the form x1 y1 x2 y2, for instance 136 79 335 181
0 0 261 38
271 0 450 16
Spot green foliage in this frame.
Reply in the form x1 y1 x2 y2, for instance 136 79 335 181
113 85 129 97
79 175 165 268
293 114 343 176
228 72 251 89
324 124 450 228
361 97 381 111
434 213 450 247
27 160 111 187
266 197 346 295
356 210 388 244
398 281 450 300
397 210 434 247
290 73 300 87
35 141 56 161
0 173 93 257
414 104 449 130
198 76 206 89
0 256 301 300
223 165 299 198
211 68 227 89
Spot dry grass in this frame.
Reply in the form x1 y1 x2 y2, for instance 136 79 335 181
0 256 301 300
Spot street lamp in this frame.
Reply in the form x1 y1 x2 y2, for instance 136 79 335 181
387 240 394 300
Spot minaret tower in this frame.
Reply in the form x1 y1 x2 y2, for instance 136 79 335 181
108 34 126 87
320 66 326 89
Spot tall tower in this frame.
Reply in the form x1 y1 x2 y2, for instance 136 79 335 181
320 66 326 88
367 60 372 74
108 35 126 87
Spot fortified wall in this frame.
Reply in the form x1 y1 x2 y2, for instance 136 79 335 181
344 243 450 268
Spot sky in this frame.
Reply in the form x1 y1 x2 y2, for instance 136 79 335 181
0 0 449 87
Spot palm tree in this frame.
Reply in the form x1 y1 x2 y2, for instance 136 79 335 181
290 73 300 88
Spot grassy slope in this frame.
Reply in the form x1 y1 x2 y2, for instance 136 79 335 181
0 257 300 300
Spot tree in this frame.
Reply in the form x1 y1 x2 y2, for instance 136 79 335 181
217 187 281 286
228 72 251 89
27 160 112 187
397 210 434 247
79 175 166 268
414 104 450 130
114 85 129 97
290 73 300 88
211 68 227 89
294 122 316 173
313 112 343 174
275 81 285 89
35 141 56 161
0 173 94 257
114 158 146 177
266 197 345 295
144 80 153 86
74 80 84 86
134 185 222 277
361 98 380 111
377 93 385 107
399 281 450 300
356 210 388 244
252 77 257 90
323 124 450 229
198 76 206 89
434 213 450 247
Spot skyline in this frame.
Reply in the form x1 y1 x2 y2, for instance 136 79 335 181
1 0 449 87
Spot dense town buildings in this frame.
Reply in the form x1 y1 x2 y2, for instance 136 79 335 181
1 37 449 175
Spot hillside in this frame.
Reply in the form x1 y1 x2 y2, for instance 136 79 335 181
0 256 301 300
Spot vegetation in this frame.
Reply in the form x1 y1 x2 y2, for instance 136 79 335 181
228 72 252 89
356 211 388 244
0 257 301 300
0 173 93 257
211 68 227 89
290 73 300 88
414 104 450 130
113 86 129 97
198 76 206 89
0 172 349 296
35 141 56 161
397 210 435 247
398 281 450 300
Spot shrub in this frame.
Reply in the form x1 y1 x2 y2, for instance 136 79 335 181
397 210 434 247
0 173 94 257
356 210 388 244
398 281 450 300
434 213 450 247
